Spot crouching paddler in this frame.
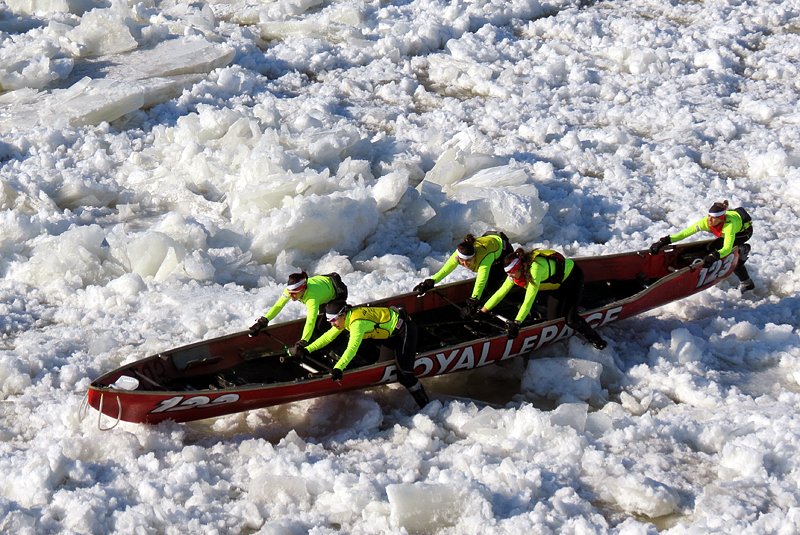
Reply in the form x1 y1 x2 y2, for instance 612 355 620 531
479 247 608 349
294 300 430 409
248 271 348 354
649 200 754 294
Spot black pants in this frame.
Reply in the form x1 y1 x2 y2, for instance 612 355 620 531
379 319 419 389
547 265 600 339
708 225 753 281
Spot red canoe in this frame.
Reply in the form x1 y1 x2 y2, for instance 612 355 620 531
85 240 739 426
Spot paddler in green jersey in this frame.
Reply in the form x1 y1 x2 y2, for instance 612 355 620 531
649 200 754 293
413 232 511 318
295 300 430 409
249 271 347 353
480 248 608 349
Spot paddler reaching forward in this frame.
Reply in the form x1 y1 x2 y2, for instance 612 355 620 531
249 271 348 355
649 200 754 294
293 300 430 409
479 247 608 349
413 231 512 318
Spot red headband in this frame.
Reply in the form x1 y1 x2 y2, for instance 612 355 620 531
505 258 522 273
286 279 307 293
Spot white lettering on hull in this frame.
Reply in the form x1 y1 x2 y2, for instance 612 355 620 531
150 393 240 414
378 305 627 384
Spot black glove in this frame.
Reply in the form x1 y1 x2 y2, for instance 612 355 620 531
703 251 719 268
472 310 490 322
288 343 309 360
506 320 520 339
331 368 343 382
413 278 435 296
460 298 480 319
649 236 671 255
248 317 269 336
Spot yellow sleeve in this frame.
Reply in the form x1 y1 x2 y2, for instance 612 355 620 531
306 325 344 353
515 281 541 322
431 252 459 284
483 277 515 311
300 297 321 342
333 320 371 370
471 255 494 299
265 292 290 321
717 220 738 258
670 218 708 242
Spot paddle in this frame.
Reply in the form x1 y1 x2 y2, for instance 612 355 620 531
241 329 292 362
425 289 515 335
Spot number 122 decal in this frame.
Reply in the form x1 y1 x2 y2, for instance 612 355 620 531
150 393 240 413
696 253 735 288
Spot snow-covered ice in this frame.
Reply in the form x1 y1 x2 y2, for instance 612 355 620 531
2 0 800 533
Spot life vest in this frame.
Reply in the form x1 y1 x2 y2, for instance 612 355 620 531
532 249 566 284
482 230 511 256
469 235 504 270
322 272 348 301
346 307 396 340
510 249 566 287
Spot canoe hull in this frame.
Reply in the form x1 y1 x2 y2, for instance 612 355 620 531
87 242 739 424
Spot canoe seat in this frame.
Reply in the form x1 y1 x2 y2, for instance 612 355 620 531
172 346 223 370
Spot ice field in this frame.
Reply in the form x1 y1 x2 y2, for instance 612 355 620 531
2 0 800 533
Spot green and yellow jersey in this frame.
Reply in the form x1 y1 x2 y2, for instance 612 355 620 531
483 254 575 323
264 275 337 342
431 234 505 299
669 210 751 259
306 307 400 371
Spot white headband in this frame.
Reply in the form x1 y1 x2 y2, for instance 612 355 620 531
286 279 307 292
504 258 522 273
456 250 475 260
326 303 347 321
708 210 726 218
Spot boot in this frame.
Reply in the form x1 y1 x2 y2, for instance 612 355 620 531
407 382 429 408
739 278 755 293
733 262 754 294
733 262 750 283
584 331 608 350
